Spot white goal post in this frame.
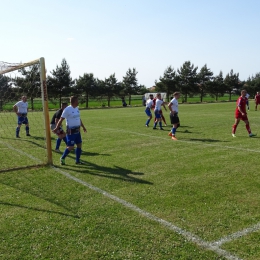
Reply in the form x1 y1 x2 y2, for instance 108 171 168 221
0 57 52 166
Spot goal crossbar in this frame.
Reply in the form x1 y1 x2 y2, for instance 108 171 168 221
0 59 40 75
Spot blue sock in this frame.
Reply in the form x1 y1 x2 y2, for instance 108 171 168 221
56 138 61 150
153 122 157 128
61 148 70 159
25 126 29 134
171 128 176 135
63 137 67 145
16 127 20 137
146 119 150 125
75 148 82 162
159 122 162 128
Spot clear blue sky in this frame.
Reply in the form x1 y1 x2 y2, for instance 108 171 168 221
1 0 260 87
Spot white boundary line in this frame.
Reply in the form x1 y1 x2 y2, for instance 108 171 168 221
52 166 242 260
211 222 260 247
0 140 42 163
1 139 257 259
0 140 242 259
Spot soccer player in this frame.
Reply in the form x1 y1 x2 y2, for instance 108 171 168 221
13 96 30 138
168 92 181 141
153 93 168 130
53 96 87 165
145 94 154 127
50 102 68 152
232 90 256 138
254 92 260 111
246 93 250 110
152 97 167 126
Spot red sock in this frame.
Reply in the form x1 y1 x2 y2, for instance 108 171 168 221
232 124 237 134
246 124 251 134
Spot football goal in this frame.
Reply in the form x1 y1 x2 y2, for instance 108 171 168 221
0 58 52 172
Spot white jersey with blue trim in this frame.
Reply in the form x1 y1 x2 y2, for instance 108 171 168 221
169 98 178 113
155 99 164 111
146 98 153 109
15 101 28 114
61 105 81 129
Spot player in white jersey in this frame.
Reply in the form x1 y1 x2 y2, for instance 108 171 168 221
13 96 30 138
53 96 87 165
168 92 181 140
144 94 154 127
153 93 168 130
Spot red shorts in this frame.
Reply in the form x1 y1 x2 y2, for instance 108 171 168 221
235 113 248 121
256 101 260 105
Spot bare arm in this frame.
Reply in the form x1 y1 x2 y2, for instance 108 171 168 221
13 105 19 115
168 102 175 114
53 117 65 132
80 119 87 133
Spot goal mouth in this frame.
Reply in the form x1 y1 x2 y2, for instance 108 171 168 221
0 58 52 171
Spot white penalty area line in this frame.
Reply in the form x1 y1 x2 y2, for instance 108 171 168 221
211 222 260 247
1 140 256 260
52 166 242 260
91 126 260 154
0 140 42 163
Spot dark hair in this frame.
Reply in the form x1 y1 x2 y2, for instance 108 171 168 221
173 92 180 96
70 96 78 103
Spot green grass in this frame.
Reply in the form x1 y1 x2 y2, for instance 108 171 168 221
1 102 260 259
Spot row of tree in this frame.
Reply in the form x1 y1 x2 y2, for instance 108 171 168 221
1 58 260 110
156 62 260 103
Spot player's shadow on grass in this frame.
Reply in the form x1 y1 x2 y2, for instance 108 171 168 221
62 161 153 185
0 178 79 219
0 201 79 219
187 138 230 143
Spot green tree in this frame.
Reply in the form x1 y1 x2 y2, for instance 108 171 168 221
0 75 13 110
76 73 96 108
209 71 226 101
177 61 198 102
48 59 74 107
16 64 41 110
122 68 139 105
156 66 179 101
102 74 122 107
197 64 213 102
224 69 240 101
246 73 260 97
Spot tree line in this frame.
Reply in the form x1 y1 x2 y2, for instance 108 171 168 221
156 62 260 103
1 58 260 110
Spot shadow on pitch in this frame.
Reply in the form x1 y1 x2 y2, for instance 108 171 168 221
58 160 153 185
0 176 79 219
187 138 230 143
0 201 79 218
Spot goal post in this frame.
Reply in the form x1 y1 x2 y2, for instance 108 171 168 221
39 57 52 165
0 57 53 171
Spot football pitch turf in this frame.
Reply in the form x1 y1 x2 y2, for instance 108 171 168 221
1 102 260 259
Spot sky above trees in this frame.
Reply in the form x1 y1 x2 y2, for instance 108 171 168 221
1 0 260 88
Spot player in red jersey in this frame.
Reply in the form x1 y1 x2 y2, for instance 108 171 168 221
232 90 256 137
254 92 260 111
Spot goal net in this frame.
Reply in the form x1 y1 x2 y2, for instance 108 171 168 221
0 58 52 172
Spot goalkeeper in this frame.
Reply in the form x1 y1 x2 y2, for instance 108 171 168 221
50 103 68 152
13 96 30 138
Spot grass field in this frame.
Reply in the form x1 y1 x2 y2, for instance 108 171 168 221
1 102 260 260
